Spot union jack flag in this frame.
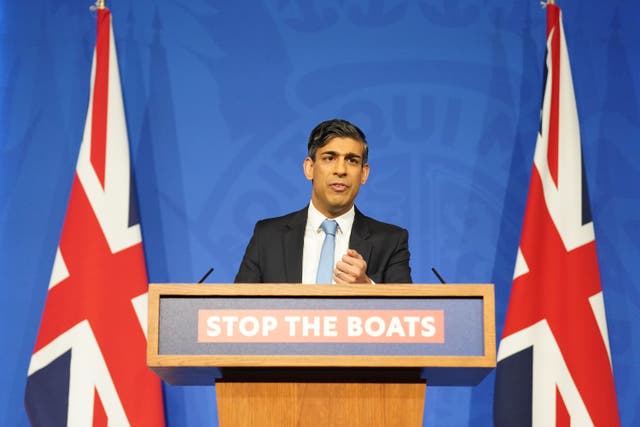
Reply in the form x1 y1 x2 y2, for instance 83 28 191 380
25 8 165 426
493 3 620 426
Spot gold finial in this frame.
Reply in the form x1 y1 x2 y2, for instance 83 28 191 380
90 0 105 10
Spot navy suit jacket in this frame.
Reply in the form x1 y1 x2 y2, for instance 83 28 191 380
234 206 412 283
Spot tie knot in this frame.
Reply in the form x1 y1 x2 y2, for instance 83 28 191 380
321 219 338 236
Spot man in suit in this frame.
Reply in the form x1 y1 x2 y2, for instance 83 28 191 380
235 119 412 284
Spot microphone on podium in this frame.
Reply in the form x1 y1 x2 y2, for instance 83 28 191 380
431 267 446 284
197 267 214 283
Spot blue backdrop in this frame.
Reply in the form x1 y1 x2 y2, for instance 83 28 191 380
1 0 639 425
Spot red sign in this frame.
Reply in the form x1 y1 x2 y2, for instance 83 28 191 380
198 309 444 343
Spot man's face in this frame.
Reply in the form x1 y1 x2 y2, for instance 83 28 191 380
303 136 370 218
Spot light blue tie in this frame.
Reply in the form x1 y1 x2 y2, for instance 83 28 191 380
316 219 338 284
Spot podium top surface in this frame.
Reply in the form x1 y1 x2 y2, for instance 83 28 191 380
148 282 493 298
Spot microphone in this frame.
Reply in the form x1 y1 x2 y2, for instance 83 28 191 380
197 267 214 283
431 267 446 284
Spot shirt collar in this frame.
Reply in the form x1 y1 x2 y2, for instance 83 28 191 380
307 201 355 235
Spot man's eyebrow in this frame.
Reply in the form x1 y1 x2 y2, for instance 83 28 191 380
318 150 338 156
319 150 361 157
317 150 363 160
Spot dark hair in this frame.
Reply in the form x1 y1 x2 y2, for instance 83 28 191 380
307 119 368 164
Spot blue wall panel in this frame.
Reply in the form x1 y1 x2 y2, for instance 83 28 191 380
1 1 638 425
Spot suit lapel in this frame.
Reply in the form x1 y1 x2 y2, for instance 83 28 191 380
349 208 372 265
283 208 307 283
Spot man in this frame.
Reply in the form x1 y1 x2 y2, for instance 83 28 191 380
235 119 412 284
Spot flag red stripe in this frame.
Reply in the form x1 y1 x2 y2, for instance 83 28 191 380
90 9 110 189
556 387 570 427
93 388 108 427
546 4 560 187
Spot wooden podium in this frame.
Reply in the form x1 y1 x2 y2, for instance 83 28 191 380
147 284 495 427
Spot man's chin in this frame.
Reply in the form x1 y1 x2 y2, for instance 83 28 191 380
327 201 354 216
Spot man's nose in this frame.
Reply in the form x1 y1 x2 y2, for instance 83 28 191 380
334 158 347 175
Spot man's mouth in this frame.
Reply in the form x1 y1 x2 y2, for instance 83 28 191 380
329 183 349 191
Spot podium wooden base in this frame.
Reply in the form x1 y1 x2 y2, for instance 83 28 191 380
215 369 426 427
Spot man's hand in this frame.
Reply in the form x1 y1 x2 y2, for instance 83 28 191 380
334 249 371 284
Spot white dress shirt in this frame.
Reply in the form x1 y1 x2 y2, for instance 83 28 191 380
302 201 355 284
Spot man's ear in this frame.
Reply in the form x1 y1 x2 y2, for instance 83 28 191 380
360 163 370 184
303 157 314 181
